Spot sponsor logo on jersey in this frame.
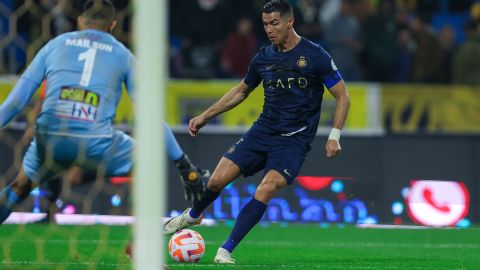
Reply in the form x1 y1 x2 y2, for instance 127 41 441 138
56 88 100 121
266 64 276 70
265 77 308 89
60 88 100 106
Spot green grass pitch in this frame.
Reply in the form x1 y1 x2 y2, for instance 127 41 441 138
0 223 479 269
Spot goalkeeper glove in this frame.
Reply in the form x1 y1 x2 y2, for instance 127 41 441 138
174 154 210 202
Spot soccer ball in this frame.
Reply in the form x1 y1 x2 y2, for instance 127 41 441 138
168 229 205 262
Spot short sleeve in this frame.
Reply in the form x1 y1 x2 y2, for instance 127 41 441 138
243 53 262 89
316 48 343 89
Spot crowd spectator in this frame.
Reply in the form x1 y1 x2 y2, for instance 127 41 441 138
319 0 341 26
410 15 444 83
324 0 363 81
393 27 415 82
437 25 457 83
173 0 233 78
1 0 479 85
220 17 257 78
452 20 480 85
361 0 398 82
296 0 323 42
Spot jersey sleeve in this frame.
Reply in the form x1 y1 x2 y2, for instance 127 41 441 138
22 41 51 83
316 48 343 89
0 42 51 127
0 77 40 127
124 51 135 101
242 53 262 89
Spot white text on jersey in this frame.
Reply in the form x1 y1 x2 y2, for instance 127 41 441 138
65 38 113 52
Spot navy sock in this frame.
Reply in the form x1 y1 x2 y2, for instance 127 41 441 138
189 188 220 218
0 187 22 224
222 197 267 253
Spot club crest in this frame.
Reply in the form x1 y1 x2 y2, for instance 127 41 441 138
297 56 307 68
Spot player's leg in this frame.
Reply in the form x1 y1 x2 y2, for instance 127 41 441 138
164 157 241 234
0 136 57 224
38 176 62 223
0 167 36 223
214 170 287 263
164 122 210 200
165 132 267 234
215 141 306 263
99 130 134 177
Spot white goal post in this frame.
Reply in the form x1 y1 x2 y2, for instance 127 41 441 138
133 0 166 269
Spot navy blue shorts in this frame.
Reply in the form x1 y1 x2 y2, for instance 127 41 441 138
223 128 309 185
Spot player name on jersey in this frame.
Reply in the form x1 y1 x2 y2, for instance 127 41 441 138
65 38 113 52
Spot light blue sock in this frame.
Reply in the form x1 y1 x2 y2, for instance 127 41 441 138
164 122 183 161
0 187 22 224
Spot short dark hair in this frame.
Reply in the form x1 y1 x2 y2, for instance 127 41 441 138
82 0 116 24
262 0 293 18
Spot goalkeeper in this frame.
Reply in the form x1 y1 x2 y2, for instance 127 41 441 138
0 0 207 224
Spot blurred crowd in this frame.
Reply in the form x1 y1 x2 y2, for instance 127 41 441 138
2 0 480 84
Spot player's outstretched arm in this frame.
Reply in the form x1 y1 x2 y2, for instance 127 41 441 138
325 80 350 158
0 42 48 128
0 78 40 127
189 81 253 137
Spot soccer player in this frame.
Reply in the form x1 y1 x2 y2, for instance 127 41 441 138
164 0 350 264
0 0 207 224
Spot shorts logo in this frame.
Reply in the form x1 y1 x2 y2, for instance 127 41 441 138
283 169 292 177
297 56 307 68
227 145 236 154
56 87 100 121
227 138 243 154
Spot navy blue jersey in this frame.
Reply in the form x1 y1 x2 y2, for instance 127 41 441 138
243 37 342 144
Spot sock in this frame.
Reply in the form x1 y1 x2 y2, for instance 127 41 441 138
164 122 184 161
45 177 62 203
0 187 22 224
221 197 267 253
189 188 221 219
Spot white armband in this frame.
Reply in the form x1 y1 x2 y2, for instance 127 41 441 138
328 128 341 141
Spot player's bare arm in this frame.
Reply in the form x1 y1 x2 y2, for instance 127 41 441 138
189 81 253 137
326 80 350 158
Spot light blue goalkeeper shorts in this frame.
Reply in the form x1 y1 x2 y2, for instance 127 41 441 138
23 130 133 184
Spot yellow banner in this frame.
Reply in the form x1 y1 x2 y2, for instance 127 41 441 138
167 80 370 129
382 85 480 133
0 80 369 129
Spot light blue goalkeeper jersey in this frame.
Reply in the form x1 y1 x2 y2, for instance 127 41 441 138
23 29 134 137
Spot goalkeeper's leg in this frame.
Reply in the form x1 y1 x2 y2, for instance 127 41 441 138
0 168 36 224
37 176 62 223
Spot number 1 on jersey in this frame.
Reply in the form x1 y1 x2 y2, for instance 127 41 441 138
78 48 97 87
